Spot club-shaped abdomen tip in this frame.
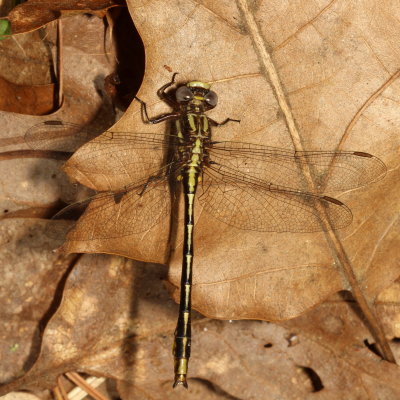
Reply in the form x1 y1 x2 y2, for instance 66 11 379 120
173 356 189 388
173 374 188 389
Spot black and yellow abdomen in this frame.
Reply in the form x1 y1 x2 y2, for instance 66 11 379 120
173 110 210 388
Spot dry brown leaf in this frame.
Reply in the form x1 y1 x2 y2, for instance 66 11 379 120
0 77 55 115
2 254 400 398
377 281 400 338
0 255 177 392
61 2 399 327
4 0 123 35
0 219 76 384
0 29 53 87
0 28 55 113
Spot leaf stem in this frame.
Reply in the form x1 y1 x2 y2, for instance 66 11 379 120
237 0 395 363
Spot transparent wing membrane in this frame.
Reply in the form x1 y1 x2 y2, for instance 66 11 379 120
66 178 171 240
25 120 181 152
25 121 98 152
199 167 352 232
66 135 178 190
210 141 386 192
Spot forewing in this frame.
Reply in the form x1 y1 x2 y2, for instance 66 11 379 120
209 141 386 192
66 178 171 241
65 130 180 191
25 121 95 152
198 166 352 232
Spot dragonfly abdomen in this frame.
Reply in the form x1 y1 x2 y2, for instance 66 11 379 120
173 110 210 387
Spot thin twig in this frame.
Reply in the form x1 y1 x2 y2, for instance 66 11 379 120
57 19 64 108
65 372 109 400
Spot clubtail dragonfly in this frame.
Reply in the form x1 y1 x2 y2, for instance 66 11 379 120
25 74 386 388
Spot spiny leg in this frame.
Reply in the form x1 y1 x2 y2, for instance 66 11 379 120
157 72 179 104
208 117 241 126
135 96 181 124
135 73 181 123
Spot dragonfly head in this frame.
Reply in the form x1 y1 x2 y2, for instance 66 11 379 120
176 81 218 112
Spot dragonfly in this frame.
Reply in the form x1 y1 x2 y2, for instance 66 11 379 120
25 74 386 388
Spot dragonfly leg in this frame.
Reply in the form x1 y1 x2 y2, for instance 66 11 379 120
157 72 179 106
208 117 241 126
135 96 181 124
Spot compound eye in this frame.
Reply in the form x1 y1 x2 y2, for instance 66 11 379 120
176 86 194 102
204 90 218 107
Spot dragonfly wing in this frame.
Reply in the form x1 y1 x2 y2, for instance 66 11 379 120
209 142 386 192
24 121 94 152
67 178 171 240
198 166 352 232
25 121 180 152
65 131 181 191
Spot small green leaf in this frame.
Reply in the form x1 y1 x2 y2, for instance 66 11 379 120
0 20 12 40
